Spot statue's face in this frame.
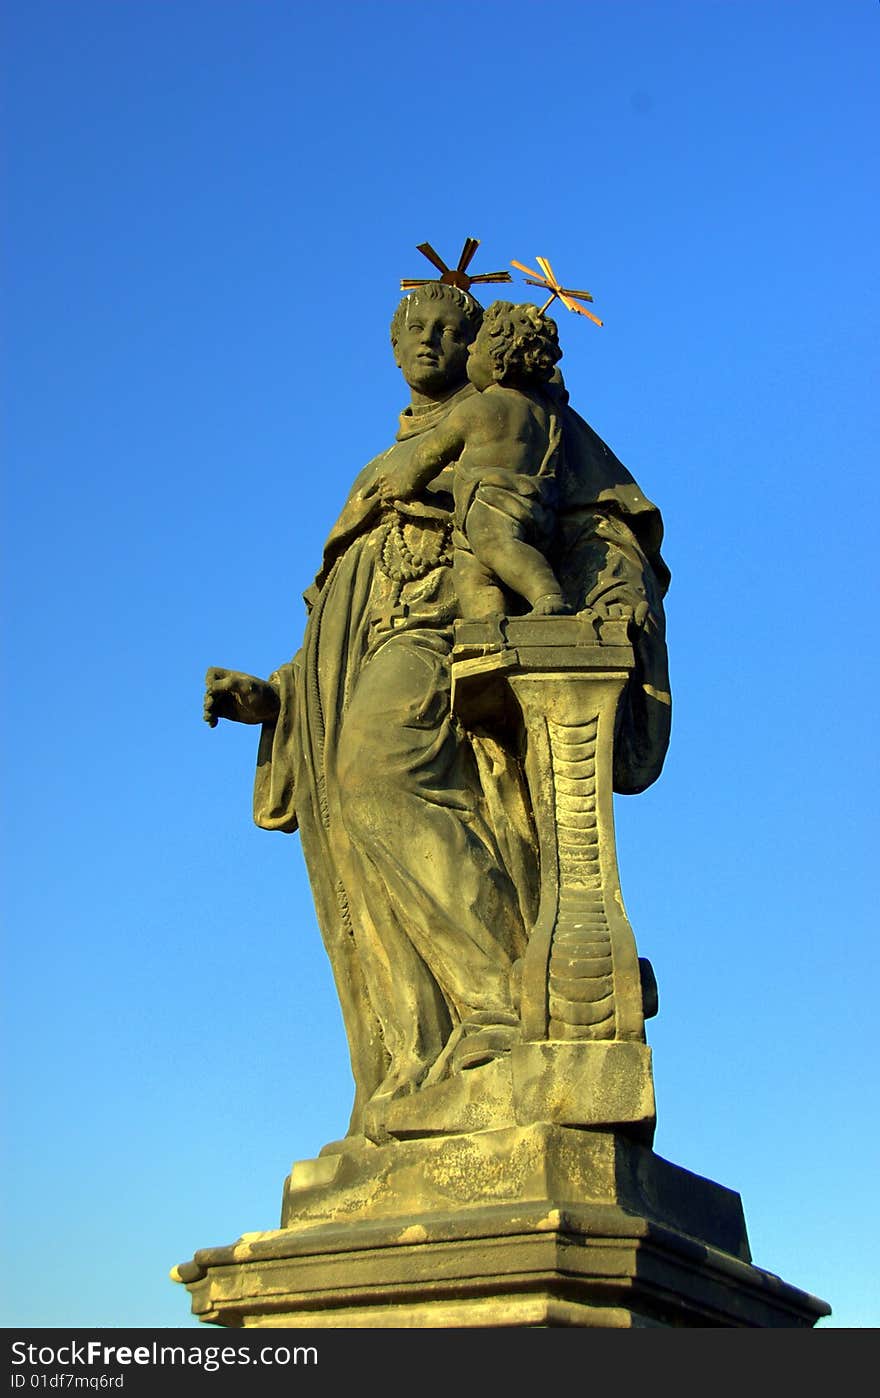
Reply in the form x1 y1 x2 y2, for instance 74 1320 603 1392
393 297 473 396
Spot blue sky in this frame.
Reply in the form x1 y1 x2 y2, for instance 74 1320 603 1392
2 0 878 1329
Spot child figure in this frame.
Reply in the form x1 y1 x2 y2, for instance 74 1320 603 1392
373 301 570 619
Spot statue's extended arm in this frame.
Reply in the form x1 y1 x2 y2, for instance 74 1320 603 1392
204 668 280 727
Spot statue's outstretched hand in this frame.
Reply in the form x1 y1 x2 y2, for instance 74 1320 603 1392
204 668 280 727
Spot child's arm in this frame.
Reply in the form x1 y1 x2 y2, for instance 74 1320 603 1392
362 417 468 504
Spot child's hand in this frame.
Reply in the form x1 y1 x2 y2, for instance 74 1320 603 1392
360 471 390 500
362 466 418 503
379 466 415 502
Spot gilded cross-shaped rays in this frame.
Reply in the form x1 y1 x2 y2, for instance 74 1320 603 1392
511 256 603 326
401 238 513 293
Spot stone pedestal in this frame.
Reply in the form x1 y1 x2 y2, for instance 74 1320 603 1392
173 1125 829 1328
174 617 830 1327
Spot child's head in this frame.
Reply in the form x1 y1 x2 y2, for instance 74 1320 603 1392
467 301 562 391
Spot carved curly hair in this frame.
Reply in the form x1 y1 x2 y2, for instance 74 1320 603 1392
477 301 562 386
390 282 484 348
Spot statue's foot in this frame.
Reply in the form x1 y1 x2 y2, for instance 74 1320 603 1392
417 1011 521 1087
369 1057 428 1105
362 1059 430 1144
529 593 571 616
452 1020 520 1071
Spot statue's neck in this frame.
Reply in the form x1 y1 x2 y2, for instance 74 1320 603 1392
408 379 466 408
397 382 476 441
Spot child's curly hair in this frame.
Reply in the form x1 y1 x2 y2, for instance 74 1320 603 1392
478 301 562 386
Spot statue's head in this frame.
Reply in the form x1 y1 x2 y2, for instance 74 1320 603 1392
390 283 484 398
466 301 562 392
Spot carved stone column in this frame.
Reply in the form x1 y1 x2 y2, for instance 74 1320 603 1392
453 613 653 1040
449 613 658 1142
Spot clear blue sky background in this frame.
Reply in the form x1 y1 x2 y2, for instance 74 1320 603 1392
3 0 877 1330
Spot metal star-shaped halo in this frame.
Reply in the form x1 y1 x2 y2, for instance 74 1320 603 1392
401 238 513 293
511 256 603 326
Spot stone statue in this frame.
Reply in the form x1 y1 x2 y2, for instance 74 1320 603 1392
180 269 830 1330
204 280 672 1140
364 300 569 618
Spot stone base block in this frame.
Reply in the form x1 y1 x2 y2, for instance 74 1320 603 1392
371 1042 656 1145
172 1126 829 1328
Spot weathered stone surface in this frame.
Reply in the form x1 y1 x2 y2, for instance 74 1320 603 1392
203 284 672 1134
185 269 830 1328
366 1043 655 1145
280 1125 746 1248
173 1125 829 1329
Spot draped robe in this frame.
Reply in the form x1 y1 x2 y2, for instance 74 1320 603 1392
252 382 671 1136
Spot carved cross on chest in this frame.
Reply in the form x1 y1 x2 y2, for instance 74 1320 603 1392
372 599 410 632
